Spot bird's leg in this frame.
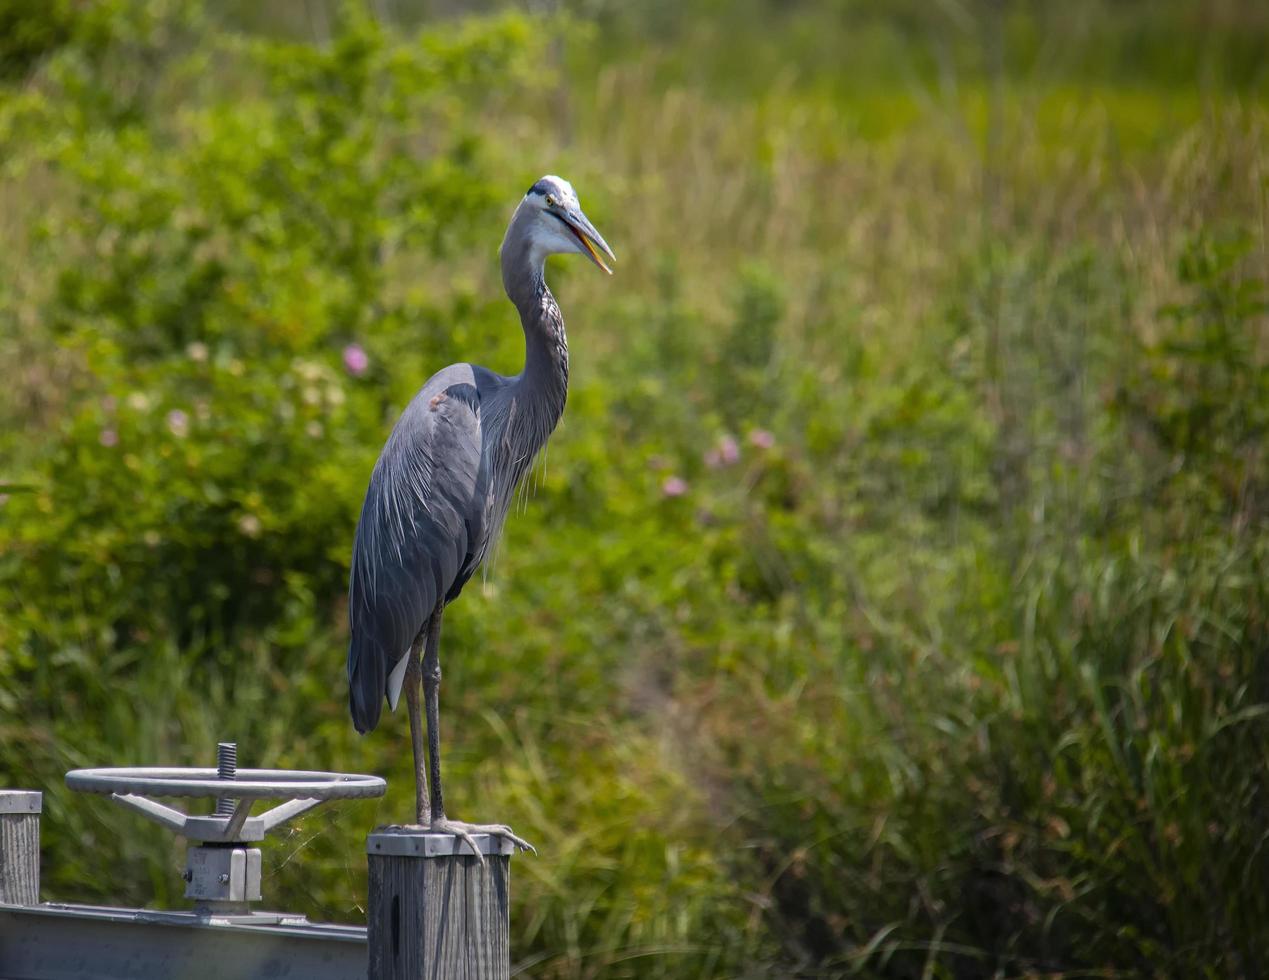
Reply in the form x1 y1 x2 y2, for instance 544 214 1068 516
421 606 446 825
402 635 429 826
421 605 535 861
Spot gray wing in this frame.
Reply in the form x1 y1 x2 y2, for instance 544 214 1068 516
346 363 495 734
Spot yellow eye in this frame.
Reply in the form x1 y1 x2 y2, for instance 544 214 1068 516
545 194 556 207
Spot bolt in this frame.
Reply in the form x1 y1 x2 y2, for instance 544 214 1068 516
214 741 237 818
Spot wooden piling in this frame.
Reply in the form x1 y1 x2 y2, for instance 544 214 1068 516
366 828 512 980
0 791 41 906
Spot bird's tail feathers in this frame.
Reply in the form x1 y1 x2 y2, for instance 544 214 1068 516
347 636 385 734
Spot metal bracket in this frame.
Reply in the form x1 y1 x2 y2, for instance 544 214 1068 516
184 847 261 908
109 793 324 843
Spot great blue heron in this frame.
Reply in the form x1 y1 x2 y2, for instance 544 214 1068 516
346 176 614 854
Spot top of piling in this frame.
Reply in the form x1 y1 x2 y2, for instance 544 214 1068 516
0 791 42 815
367 827 515 858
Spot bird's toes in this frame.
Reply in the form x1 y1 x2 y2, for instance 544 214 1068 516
489 826 535 854
429 818 488 866
431 818 535 856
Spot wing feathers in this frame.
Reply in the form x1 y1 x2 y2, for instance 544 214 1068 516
346 367 486 733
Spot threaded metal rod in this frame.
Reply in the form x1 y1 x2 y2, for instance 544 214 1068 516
213 742 237 817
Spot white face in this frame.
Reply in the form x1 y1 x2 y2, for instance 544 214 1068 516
524 175 587 258
505 174 614 275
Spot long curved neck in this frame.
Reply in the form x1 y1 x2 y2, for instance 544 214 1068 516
501 235 569 438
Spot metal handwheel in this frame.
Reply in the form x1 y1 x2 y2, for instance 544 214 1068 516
66 743 386 917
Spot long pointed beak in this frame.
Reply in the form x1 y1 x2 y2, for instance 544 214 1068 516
561 207 616 275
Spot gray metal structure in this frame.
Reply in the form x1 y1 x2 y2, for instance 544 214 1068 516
0 903 367 980
66 748 385 915
0 769 522 979
0 754 390 980
346 175 614 852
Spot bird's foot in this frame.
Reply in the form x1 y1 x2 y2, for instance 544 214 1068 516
429 816 536 864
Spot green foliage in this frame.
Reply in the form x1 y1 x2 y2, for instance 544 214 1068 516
1118 232 1269 525
0 0 74 81
1 3 538 649
1 1 1267 978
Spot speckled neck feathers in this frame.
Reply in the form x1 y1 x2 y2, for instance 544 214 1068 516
463 215 570 575
501 231 569 445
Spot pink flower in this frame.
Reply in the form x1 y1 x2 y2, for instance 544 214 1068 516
99 428 119 448
166 409 189 438
749 429 775 450
343 343 369 377
705 434 741 469
661 476 689 498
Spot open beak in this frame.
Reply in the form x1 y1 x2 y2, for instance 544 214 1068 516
560 207 616 275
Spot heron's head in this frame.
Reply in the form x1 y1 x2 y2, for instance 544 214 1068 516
505 175 615 275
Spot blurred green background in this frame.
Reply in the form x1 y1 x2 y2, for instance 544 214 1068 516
1 0 1266 976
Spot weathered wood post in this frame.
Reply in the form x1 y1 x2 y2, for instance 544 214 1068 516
0 790 41 906
366 829 513 980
